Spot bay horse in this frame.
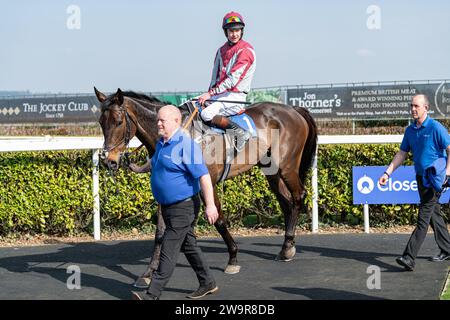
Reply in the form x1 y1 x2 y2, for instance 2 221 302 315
94 87 317 287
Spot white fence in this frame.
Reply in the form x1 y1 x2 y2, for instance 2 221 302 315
314 135 403 233
0 136 140 240
0 135 403 239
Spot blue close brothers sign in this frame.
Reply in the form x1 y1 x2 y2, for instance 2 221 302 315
353 166 450 205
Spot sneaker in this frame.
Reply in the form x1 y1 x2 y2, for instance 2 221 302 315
131 290 159 300
186 283 219 299
430 251 450 262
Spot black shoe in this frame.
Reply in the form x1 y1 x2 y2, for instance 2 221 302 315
131 290 159 300
396 256 415 271
235 130 252 153
210 116 252 153
431 251 450 262
186 283 219 299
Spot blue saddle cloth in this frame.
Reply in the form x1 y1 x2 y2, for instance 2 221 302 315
197 106 257 137
212 113 257 137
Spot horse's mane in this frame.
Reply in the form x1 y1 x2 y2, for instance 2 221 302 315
107 90 190 120
124 91 191 120
122 91 166 106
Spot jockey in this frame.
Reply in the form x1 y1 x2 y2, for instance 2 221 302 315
197 11 256 152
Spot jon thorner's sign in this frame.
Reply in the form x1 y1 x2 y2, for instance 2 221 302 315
287 81 450 119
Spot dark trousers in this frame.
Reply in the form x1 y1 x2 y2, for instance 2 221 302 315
403 175 450 262
147 195 215 298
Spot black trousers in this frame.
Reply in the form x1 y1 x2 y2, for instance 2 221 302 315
403 175 450 262
147 195 215 298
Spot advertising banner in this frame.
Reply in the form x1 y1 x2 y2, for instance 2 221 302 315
287 81 450 119
0 95 100 124
353 166 450 205
0 93 201 124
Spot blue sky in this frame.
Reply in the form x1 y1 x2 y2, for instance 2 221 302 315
1 0 449 93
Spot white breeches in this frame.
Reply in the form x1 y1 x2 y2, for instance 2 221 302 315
200 92 247 122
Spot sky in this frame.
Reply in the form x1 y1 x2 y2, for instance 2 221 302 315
1 0 449 94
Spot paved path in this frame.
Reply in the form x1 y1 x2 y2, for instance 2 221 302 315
0 234 448 300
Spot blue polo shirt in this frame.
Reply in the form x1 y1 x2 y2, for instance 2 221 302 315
400 116 450 175
150 129 209 205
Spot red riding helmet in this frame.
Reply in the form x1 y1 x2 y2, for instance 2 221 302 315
222 11 245 30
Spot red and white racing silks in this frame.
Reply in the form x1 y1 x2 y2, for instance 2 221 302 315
208 39 256 96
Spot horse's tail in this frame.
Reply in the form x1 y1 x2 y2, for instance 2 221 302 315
294 107 318 183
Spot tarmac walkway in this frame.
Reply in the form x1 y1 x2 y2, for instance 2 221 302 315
0 233 448 300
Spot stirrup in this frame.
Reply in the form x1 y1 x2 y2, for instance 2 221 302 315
234 130 252 152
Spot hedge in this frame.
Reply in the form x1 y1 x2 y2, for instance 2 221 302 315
1 144 447 235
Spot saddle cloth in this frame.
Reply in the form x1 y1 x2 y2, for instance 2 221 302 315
197 105 258 138
182 101 258 183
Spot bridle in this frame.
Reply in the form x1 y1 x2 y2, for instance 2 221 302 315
101 96 162 169
101 106 130 153
100 101 142 168
102 107 132 150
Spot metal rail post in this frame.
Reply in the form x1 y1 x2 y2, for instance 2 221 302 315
92 149 101 240
312 146 319 233
364 203 370 233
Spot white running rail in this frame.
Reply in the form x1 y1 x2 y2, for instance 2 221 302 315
0 135 403 239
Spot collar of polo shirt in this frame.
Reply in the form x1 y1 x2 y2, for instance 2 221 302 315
414 115 430 129
161 128 183 145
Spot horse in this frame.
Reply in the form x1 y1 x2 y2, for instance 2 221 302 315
94 87 318 288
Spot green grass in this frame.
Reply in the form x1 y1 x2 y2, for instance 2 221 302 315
441 271 450 300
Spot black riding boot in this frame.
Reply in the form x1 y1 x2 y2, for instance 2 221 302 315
212 115 252 152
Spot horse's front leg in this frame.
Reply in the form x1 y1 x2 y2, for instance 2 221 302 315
133 205 165 288
207 187 241 274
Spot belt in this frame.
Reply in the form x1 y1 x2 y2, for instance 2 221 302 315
162 193 200 207
180 194 199 203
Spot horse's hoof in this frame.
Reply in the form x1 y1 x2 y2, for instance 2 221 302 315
133 276 151 288
131 291 145 300
275 246 296 262
275 254 293 262
224 265 241 274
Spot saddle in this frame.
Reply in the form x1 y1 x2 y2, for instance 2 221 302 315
180 101 257 182
182 101 257 135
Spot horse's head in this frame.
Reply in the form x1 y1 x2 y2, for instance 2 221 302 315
95 87 137 171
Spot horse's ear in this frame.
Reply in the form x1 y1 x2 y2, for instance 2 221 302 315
94 87 107 103
115 88 124 106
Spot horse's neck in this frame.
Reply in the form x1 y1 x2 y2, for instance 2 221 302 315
135 127 156 156
128 98 160 155
132 101 200 154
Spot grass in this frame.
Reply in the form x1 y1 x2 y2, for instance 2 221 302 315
441 270 450 300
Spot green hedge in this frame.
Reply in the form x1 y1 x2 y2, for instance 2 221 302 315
1 144 446 235
316 144 418 226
